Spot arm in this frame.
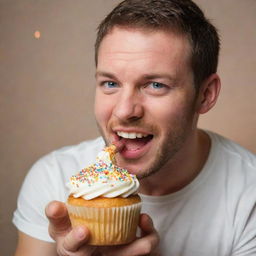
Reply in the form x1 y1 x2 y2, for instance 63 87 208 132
14 231 57 256
13 155 62 255
231 186 256 256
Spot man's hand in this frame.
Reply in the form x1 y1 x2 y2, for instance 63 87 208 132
46 201 96 255
100 214 160 256
46 201 160 256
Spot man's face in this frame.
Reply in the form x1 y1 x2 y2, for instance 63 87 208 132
94 27 199 178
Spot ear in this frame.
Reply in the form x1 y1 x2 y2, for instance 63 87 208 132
196 73 221 114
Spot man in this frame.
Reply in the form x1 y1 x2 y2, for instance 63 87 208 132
13 0 256 255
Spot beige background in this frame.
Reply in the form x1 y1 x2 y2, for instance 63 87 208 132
1 0 255 255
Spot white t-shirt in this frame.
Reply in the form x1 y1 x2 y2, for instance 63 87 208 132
13 131 256 256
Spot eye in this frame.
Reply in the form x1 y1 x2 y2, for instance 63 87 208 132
103 81 118 88
99 81 119 94
144 82 169 96
149 82 165 89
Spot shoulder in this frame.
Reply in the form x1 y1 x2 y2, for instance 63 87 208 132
33 137 105 174
20 136 105 200
206 130 256 214
204 130 256 205
205 132 256 245
48 136 105 168
207 130 256 172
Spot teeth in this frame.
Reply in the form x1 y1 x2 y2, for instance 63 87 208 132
117 131 148 139
128 133 137 139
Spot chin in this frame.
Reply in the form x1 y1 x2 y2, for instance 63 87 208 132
116 156 155 178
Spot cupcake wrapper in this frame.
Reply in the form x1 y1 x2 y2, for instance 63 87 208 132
66 202 142 245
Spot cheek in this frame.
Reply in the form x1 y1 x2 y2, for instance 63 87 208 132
148 99 181 121
94 92 112 125
148 97 194 130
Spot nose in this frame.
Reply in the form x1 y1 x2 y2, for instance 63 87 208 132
113 89 144 122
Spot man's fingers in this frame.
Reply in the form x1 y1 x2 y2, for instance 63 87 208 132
103 214 160 256
104 234 159 256
134 214 160 255
45 201 71 238
139 213 156 236
46 201 95 255
63 226 91 252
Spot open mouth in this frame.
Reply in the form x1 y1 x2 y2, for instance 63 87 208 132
115 131 153 158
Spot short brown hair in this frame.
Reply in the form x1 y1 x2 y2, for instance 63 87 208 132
95 0 220 90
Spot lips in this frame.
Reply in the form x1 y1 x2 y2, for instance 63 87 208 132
112 130 153 159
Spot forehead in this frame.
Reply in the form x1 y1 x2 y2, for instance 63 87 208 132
97 26 191 68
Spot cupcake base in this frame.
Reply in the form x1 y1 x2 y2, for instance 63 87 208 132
67 195 141 245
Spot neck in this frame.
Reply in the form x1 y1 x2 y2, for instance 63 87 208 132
139 129 211 196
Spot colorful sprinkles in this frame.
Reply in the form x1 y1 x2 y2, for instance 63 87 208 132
70 161 135 187
70 146 136 188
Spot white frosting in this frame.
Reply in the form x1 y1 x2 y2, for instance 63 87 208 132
67 146 140 200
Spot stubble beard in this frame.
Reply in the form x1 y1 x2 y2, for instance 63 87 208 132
138 100 198 179
136 119 191 180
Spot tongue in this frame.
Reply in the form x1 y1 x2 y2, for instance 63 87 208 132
122 137 150 151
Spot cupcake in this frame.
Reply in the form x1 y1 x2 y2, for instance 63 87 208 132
66 145 141 246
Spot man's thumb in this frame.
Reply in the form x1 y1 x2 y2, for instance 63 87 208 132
45 200 71 239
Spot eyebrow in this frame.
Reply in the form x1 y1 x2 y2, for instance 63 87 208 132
95 71 117 79
141 74 177 82
95 71 176 82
